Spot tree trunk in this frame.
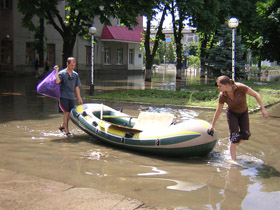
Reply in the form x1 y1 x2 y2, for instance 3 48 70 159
170 2 183 80
258 56 262 71
200 35 208 78
144 18 152 82
144 5 168 82
62 37 76 68
145 56 153 82
175 43 183 79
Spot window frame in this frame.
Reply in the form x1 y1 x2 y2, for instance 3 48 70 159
0 40 13 64
46 44 55 66
104 47 111 65
116 48 123 65
129 49 134 65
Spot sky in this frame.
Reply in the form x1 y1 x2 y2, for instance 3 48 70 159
143 13 173 29
143 12 191 29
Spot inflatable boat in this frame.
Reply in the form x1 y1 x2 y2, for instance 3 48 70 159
70 103 217 157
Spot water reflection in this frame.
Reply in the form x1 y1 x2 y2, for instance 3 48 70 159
146 178 206 192
256 165 280 178
138 166 167 176
79 64 215 94
166 179 205 192
218 167 250 210
244 182 280 210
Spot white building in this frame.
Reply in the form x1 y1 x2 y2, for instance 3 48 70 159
0 0 144 76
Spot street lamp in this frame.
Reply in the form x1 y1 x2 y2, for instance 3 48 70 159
228 17 239 81
89 26 97 95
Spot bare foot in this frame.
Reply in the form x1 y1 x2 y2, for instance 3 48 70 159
228 159 240 166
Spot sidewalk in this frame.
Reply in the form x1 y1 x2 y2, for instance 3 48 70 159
0 168 144 210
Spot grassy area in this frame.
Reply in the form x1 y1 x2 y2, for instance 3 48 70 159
87 80 280 110
250 66 280 70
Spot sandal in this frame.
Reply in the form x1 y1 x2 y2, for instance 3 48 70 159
58 125 65 133
66 132 73 137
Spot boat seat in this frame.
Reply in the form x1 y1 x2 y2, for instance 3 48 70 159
133 112 174 131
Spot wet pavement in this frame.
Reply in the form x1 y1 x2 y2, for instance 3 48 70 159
0 168 144 210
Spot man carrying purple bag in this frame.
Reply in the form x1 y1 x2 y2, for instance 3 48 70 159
55 57 83 137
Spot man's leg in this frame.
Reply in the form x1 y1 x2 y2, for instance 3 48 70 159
63 112 70 134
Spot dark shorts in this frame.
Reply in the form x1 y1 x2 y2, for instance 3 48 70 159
226 108 251 144
59 98 74 113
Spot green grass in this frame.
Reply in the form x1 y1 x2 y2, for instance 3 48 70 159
87 80 280 110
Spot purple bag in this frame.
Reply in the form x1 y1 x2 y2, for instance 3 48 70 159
36 70 60 99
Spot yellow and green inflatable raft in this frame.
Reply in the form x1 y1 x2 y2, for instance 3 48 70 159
70 103 217 157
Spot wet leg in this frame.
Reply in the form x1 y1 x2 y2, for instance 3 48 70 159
63 112 70 133
237 139 245 146
230 142 237 161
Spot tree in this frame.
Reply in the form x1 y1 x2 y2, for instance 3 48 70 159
144 1 169 81
166 42 175 63
170 0 184 79
170 0 205 79
194 0 279 73
152 40 174 64
18 0 154 68
226 0 264 70
192 0 232 78
157 41 167 64
206 24 246 79
258 0 280 63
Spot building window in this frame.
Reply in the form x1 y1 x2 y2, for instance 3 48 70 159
0 40 12 64
184 34 188 43
0 0 12 9
26 42 35 65
187 34 195 43
47 44 55 66
129 49 134 65
116 48 123 65
86 46 91 66
104 47 110 64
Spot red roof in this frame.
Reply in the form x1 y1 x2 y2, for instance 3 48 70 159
101 25 143 43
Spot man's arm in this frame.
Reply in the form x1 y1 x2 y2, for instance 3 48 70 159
75 86 83 105
54 65 61 84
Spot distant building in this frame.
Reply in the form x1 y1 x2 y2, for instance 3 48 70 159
150 28 199 49
0 0 144 76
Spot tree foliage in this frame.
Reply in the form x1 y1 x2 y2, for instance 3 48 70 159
206 24 246 78
18 0 154 67
153 41 175 64
258 0 280 62
18 0 280 73
195 0 280 73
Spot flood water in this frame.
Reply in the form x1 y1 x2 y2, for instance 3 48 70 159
0 69 280 209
